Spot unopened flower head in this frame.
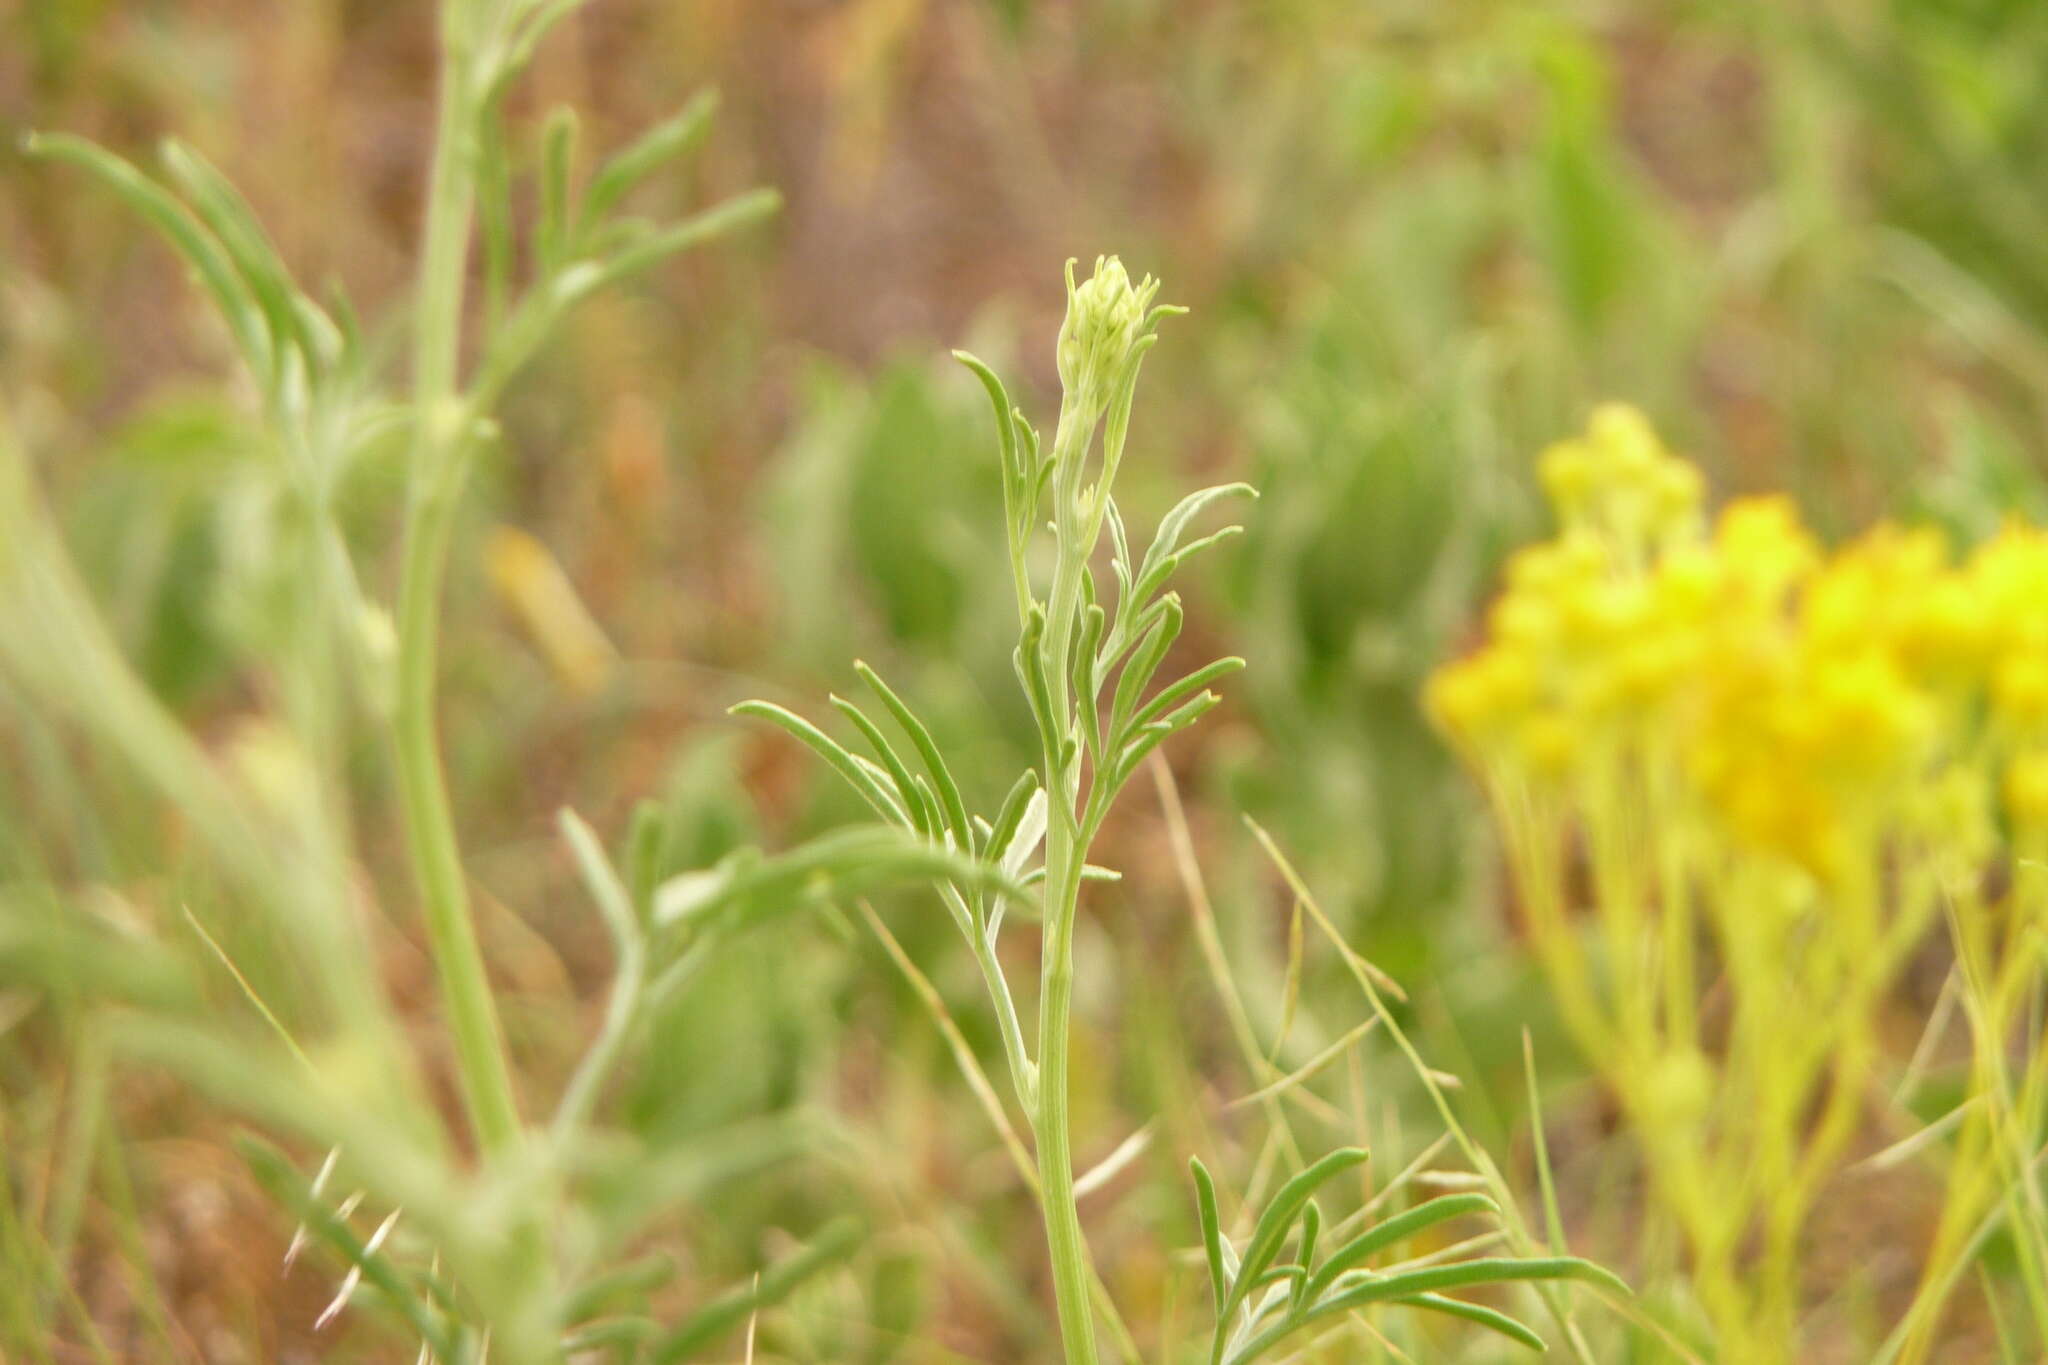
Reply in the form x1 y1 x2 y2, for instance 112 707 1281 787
1056 255 1166 418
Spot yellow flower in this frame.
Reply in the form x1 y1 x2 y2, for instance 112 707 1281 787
1713 496 1818 607
1538 404 1703 558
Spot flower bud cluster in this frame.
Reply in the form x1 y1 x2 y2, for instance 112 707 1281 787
1056 255 1164 425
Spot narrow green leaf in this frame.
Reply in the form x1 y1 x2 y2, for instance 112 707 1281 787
954 350 1020 495
160 140 323 374
1099 587 1179 674
1111 693 1221 790
854 661 973 854
583 89 719 229
1230 1258 1616 1365
1395 1294 1546 1351
1136 483 1256 593
652 827 1026 936
1105 496 1133 594
558 808 639 954
1134 524 1247 607
1316 1256 1628 1316
1073 601 1107 753
730 699 906 826
831 693 935 837
911 775 945 843
1190 1158 1227 1307
1293 1201 1320 1310
1018 414 1044 499
1303 1193 1500 1300
1016 607 1060 753
579 188 780 300
849 755 913 819
1223 1148 1368 1324
984 768 1042 865
25 133 269 378
1109 594 1182 739
1128 657 1243 737
539 105 580 269
626 798 666 920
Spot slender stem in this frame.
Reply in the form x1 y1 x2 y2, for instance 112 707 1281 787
1031 395 1103 1365
1036 819 1100 1365
394 11 524 1160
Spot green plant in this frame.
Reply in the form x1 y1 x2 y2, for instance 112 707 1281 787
742 255 1620 1364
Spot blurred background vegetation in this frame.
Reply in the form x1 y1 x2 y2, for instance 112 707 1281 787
6 0 2048 1359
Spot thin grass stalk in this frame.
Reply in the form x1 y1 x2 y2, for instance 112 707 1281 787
393 4 524 1161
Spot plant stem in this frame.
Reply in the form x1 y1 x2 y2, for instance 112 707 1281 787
394 7 523 1160
1032 396 1102 1365
1036 821 1099 1365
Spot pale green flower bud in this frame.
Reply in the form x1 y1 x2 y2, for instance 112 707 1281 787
1056 255 1160 419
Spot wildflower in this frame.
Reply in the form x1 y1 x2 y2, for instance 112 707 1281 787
1538 403 1702 563
1712 496 1817 607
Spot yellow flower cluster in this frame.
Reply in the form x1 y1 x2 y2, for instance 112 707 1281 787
1428 404 2048 878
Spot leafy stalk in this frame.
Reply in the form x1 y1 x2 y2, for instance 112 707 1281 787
738 258 1242 1365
